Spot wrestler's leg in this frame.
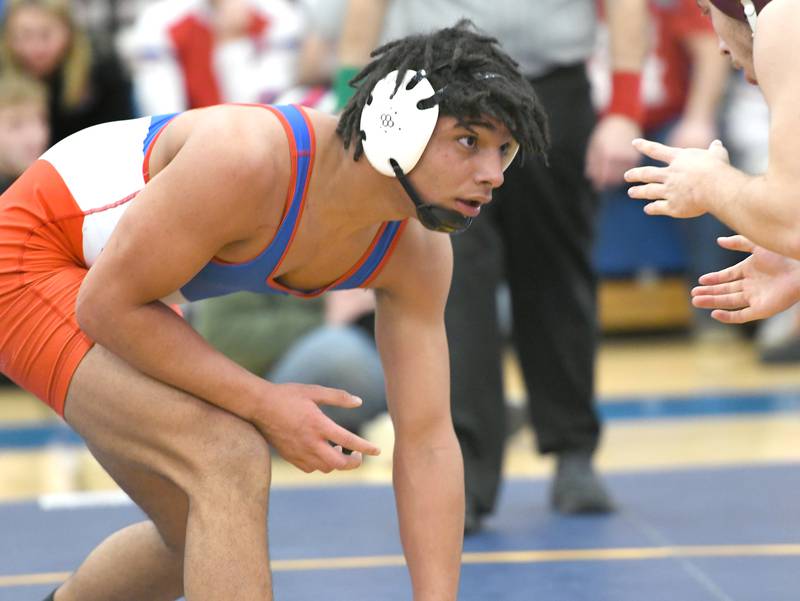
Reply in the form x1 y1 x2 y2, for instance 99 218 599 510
58 345 273 601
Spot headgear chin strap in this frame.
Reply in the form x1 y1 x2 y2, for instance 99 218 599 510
359 69 518 234
708 0 770 32
741 0 758 32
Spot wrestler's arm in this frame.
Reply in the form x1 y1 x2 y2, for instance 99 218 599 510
77 107 378 472
627 1 800 258
372 225 462 601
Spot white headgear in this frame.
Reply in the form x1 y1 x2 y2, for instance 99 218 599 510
359 68 521 178
360 69 439 177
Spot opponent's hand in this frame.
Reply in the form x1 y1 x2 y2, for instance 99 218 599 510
691 235 800 323
625 138 730 218
585 114 642 191
255 383 381 473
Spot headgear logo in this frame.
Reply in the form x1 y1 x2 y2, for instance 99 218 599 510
380 114 395 128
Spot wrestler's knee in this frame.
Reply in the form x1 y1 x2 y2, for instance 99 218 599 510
185 409 272 501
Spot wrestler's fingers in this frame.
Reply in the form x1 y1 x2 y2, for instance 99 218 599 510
325 423 381 457
307 384 363 409
692 291 748 310
642 200 671 216
628 183 667 201
691 281 743 297
632 138 679 164
717 235 755 253
697 263 744 286
624 165 667 184
711 307 756 324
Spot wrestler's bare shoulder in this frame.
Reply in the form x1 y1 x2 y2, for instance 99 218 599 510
371 220 454 303
148 104 292 182
755 0 800 59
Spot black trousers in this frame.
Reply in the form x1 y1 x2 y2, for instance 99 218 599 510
445 64 601 515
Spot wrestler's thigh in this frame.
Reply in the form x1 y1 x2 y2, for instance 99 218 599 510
64 345 269 518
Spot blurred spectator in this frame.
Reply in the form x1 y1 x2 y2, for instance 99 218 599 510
0 0 134 144
590 0 737 336
272 0 347 112
192 289 386 434
70 0 158 56
0 74 48 193
126 0 304 115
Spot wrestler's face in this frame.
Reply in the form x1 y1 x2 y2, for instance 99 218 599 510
409 115 514 220
6 5 72 79
697 0 757 84
0 102 49 177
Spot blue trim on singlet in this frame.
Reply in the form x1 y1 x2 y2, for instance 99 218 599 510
143 112 179 155
177 104 404 301
330 221 404 291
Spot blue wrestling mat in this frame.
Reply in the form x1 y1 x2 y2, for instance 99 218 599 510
2 463 799 600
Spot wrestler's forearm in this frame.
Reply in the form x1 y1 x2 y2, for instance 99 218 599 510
76 297 267 420
704 167 800 259
393 431 464 601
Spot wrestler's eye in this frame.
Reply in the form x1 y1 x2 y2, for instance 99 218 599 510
458 135 478 149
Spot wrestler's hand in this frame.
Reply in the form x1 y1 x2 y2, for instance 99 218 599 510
691 235 800 324
585 114 642 191
625 138 730 218
254 383 381 473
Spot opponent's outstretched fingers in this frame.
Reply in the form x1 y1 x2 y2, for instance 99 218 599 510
628 183 667 201
632 138 679 164
691 281 743 298
691 291 747 310
711 307 756 324
624 165 667 184
642 200 671 216
697 263 743 286
717 235 755 253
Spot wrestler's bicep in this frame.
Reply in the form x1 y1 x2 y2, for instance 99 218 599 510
81 120 271 309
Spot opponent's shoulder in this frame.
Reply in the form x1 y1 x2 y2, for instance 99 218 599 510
375 219 453 305
753 0 800 104
754 0 800 63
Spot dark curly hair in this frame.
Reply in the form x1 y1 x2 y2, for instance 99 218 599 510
336 19 550 164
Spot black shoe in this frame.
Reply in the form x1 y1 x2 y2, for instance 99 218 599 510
464 495 483 536
550 449 615 514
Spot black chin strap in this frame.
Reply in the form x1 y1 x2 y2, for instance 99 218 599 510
389 159 472 234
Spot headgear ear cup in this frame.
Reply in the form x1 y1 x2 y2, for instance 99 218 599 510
359 70 439 177
502 140 520 171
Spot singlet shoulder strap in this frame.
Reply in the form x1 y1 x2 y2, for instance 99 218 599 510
257 104 315 277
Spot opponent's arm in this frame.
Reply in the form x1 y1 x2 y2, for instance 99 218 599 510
373 226 462 601
77 107 378 472
626 0 800 258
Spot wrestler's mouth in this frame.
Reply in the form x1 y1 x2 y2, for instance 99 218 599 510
455 198 484 217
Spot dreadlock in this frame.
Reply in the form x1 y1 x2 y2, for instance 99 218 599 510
336 19 549 164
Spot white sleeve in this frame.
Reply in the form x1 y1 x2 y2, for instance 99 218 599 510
127 4 188 114
214 0 304 104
